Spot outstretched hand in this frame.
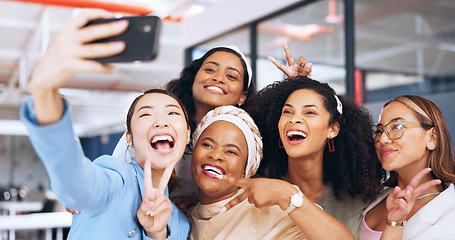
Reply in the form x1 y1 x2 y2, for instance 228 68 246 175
385 168 441 223
137 158 178 240
220 177 296 213
268 42 312 78
30 10 127 92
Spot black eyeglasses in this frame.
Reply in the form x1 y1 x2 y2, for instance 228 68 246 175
374 119 425 143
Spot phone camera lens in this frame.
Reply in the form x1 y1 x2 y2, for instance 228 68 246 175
143 24 152 33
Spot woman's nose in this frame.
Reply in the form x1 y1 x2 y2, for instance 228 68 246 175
209 149 224 161
212 72 225 84
289 115 302 124
154 120 169 128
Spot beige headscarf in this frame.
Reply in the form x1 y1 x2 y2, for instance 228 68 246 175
192 106 263 178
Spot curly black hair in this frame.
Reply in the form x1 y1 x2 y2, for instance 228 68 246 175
165 47 255 134
245 76 384 202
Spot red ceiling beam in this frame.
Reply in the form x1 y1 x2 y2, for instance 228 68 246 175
7 0 154 15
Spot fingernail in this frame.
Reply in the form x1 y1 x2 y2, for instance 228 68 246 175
307 63 313 69
146 210 156 216
146 202 154 208
116 20 129 27
219 207 227 213
112 41 125 50
75 210 81 214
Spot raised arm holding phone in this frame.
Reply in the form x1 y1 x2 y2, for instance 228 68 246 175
21 10 190 239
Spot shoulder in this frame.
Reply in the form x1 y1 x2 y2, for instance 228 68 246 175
93 155 134 178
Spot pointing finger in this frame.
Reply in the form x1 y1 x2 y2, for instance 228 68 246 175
222 176 250 189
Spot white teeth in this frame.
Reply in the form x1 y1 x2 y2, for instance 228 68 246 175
287 131 307 138
151 135 173 143
203 165 223 176
206 86 224 94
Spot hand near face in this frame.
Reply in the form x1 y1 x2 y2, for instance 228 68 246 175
137 158 178 240
30 10 127 92
385 168 441 223
220 177 297 213
268 42 312 78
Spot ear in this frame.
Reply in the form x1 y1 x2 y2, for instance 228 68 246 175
327 122 340 139
237 91 248 106
426 127 437 151
125 131 134 148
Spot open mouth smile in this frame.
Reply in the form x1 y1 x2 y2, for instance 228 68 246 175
205 85 226 95
286 130 308 145
151 134 175 154
201 163 226 179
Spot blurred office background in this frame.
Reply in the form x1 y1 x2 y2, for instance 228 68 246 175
0 0 454 238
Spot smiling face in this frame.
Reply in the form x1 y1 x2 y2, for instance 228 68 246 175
375 101 436 173
191 120 248 204
192 51 247 110
278 89 339 160
126 93 190 170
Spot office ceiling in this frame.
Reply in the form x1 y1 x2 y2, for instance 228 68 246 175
0 0 454 136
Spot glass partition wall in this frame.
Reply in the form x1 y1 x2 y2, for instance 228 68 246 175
186 0 455 104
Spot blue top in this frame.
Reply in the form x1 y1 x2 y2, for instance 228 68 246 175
20 98 190 240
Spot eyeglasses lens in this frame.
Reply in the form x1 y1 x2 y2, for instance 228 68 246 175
374 120 405 142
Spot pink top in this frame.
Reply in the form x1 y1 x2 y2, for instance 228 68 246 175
359 213 383 240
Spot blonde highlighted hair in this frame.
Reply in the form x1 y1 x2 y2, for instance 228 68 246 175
383 95 455 186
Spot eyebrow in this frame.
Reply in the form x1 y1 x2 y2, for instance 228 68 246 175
377 117 405 127
137 104 181 113
204 61 241 76
226 143 241 152
201 137 242 152
283 103 319 109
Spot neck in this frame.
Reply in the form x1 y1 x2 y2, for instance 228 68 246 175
395 158 434 189
194 102 215 124
198 188 239 205
151 169 165 189
286 154 326 201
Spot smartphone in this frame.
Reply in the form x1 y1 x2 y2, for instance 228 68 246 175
85 15 161 63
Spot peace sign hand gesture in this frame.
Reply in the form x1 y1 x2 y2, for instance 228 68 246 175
385 168 441 224
268 42 312 78
137 158 178 240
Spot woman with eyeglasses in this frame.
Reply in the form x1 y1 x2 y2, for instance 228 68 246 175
360 95 455 240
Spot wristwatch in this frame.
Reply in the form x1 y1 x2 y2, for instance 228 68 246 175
285 185 304 214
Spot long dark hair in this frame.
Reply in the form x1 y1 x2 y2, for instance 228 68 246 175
246 76 384 201
165 47 254 134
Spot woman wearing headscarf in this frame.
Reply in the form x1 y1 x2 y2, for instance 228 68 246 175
189 105 311 239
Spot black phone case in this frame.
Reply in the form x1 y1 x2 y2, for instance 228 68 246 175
86 16 161 63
